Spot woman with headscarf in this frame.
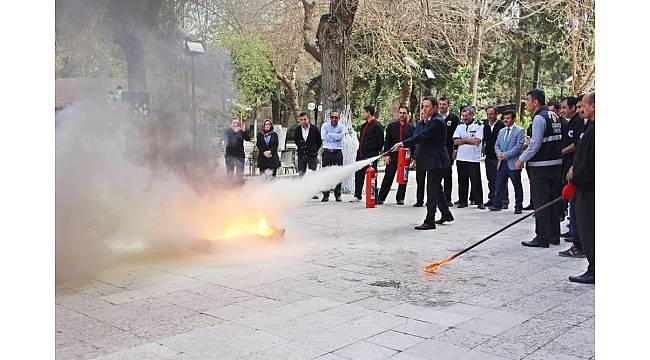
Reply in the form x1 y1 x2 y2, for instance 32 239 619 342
256 119 281 177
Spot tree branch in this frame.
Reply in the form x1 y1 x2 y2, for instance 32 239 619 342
301 0 321 62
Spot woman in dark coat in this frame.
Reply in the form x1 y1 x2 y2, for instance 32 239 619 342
256 119 281 177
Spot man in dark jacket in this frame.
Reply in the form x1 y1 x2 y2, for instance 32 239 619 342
224 117 251 184
567 92 595 284
438 96 460 207
483 106 508 208
412 110 427 207
377 106 415 205
391 97 454 230
352 105 385 201
294 112 322 176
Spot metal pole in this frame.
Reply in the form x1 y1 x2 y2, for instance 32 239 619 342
191 56 197 152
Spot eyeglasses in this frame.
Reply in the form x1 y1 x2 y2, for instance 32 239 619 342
330 116 339 119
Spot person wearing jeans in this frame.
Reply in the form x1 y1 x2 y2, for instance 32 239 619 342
224 118 251 184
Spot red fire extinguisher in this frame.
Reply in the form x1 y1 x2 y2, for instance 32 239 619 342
365 166 377 208
396 147 411 185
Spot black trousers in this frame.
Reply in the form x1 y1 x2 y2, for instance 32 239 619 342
322 150 343 198
298 155 318 175
525 164 533 207
457 161 483 205
443 164 453 203
416 167 427 204
485 158 508 204
575 189 595 275
354 158 378 199
424 168 452 224
529 165 562 244
378 154 407 202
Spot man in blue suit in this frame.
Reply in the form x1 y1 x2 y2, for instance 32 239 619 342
489 110 525 214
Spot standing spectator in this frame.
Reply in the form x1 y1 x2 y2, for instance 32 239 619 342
412 108 427 207
320 110 347 202
224 117 251 184
489 111 525 213
558 96 587 258
567 91 595 284
453 107 485 209
391 96 453 230
294 112 322 175
256 119 281 178
352 105 384 202
438 96 460 207
516 89 563 248
483 106 508 208
377 106 414 205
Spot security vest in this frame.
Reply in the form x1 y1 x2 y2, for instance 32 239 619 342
528 106 562 167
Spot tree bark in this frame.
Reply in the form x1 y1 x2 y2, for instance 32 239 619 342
514 48 523 118
469 8 483 107
301 0 321 62
400 72 413 109
274 65 301 123
108 0 162 92
532 44 542 89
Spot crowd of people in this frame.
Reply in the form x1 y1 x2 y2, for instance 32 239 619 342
222 89 595 284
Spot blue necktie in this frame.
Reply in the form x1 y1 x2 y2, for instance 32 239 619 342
501 128 511 150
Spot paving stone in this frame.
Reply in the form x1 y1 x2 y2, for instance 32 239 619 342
293 330 358 353
540 326 595 359
91 342 180 360
403 339 471 360
430 328 493 349
333 341 399 360
366 330 426 351
391 319 449 338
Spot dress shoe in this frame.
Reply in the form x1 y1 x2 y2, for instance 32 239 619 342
335 196 342 202
521 239 549 248
415 222 436 230
560 231 573 238
457 203 468 208
569 272 595 284
435 214 454 224
502 203 509 209
448 201 454 207
396 200 404 205
514 208 522 214
470 200 476 205
477 204 486 210
453 200 462 205
376 200 384 205
523 204 535 210
312 195 319 199
488 205 501 211
321 196 329 202
485 200 493 207
559 245 586 258
550 238 560 245
413 202 424 207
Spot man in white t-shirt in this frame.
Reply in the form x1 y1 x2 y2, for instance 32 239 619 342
453 107 485 209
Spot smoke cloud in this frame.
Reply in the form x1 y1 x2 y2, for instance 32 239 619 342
56 98 377 281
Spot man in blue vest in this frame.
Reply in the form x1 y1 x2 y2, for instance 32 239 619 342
515 89 563 248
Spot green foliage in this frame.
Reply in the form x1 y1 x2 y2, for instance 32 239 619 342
220 32 277 109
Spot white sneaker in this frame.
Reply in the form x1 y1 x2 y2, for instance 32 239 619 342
349 197 362 202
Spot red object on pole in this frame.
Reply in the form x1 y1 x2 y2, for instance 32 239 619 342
365 166 377 208
396 147 411 185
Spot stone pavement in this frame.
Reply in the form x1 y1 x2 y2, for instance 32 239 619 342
56 167 594 359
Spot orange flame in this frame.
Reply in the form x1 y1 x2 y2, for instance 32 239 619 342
207 213 277 241
424 256 454 273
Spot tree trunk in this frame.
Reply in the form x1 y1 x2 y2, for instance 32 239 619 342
514 49 523 118
271 91 281 124
469 9 483 107
399 72 413 109
532 44 542 89
316 0 358 192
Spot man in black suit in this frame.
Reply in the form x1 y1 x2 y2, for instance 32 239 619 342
391 97 454 230
483 106 508 208
352 105 385 202
294 112 322 176
377 105 415 205
438 96 460 207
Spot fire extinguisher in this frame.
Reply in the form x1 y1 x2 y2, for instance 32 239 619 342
396 147 411 185
365 165 377 208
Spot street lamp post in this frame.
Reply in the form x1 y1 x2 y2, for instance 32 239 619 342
184 39 207 152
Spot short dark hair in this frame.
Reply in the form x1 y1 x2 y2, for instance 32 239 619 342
298 112 309 118
422 96 438 107
576 94 584 102
502 110 516 120
485 106 497 112
438 96 449 104
527 89 546 105
398 105 409 113
363 105 376 116
561 96 578 109
547 101 560 110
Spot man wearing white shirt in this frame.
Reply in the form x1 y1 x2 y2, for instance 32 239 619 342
320 110 347 202
453 107 485 209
